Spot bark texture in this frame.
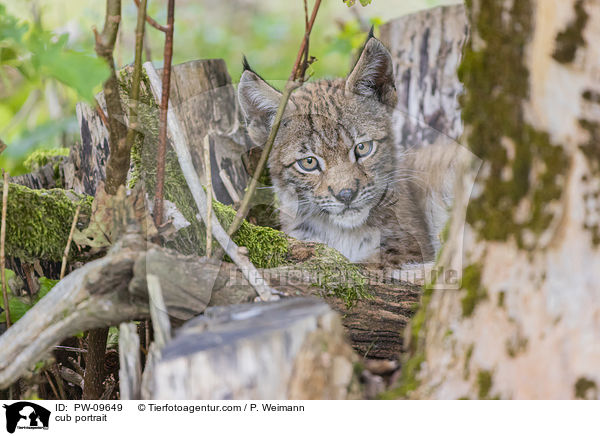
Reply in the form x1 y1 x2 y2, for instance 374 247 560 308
144 298 361 400
406 0 600 400
0 234 420 389
66 103 110 196
380 4 469 149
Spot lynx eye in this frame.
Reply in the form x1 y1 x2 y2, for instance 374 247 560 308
296 156 320 172
354 140 374 159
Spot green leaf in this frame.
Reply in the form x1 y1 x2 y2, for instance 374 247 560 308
29 31 109 102
343 0 372 6
0 5 28 43
0 5 108 102
0 271 58 324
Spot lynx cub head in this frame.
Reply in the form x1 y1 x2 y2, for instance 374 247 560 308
238 35 397 234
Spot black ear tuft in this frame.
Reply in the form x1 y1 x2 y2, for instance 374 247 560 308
346 37 397 107
367 25 374 40
242 55 252 72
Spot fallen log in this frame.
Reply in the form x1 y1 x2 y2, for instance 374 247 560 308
0 181 92 264
0 233 144 388
0 231 421 389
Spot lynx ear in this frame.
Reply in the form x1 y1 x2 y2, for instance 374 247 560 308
346 34 397 107
238 60 284 145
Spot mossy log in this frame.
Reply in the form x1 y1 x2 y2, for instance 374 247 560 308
9 148 69 190
0 231 422 389
0 181 92 264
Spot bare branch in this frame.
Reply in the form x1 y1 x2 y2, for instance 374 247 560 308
153 0 175 228
60 205 81 280
94 0 129 195
1 171 10 328
203 135 213 256
124 0 148 154
227 0 322 238
133 0 168 33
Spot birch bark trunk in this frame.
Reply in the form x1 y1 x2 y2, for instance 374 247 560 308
405 0 600 400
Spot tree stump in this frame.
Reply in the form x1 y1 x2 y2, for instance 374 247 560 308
380 4 469 149
143 298 361 400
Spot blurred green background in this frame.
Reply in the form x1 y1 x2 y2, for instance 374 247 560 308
0 0 458 176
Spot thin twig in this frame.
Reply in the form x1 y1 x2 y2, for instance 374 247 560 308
1 171 10 328
124 0 148 154
300 0 311 80
94 0 130 195
95 104 109 127
144 62 278 302
60 205 80 280
227 0 322 237
133 0 168 33
51 363 66 400
203 135 213 256
44 370 60 399
290 0 322 82
153 0 175 228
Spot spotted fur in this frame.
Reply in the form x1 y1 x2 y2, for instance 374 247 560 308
238 35 459 266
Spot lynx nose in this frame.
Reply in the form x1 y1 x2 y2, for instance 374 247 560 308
335 188 357 205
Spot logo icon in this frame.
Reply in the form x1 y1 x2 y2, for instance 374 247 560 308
2 402 51 433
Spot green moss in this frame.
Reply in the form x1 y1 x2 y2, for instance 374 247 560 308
23 148 70 172
304 244 370 308
378 353 425 399
552 0 589 64
506 335 528 358
0 182 92 262
579 119 600 175
579 119 600 246
497 290 505 308
461 263 487 317
118 68 156 190
212 201 289 269
463 344 474 380
477 370 493 399
459 0 570 249
379 283 435 399
583 89 600 105
574 377 597 399
408 283 434 352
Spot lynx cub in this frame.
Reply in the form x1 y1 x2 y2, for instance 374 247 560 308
237 34 461 266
